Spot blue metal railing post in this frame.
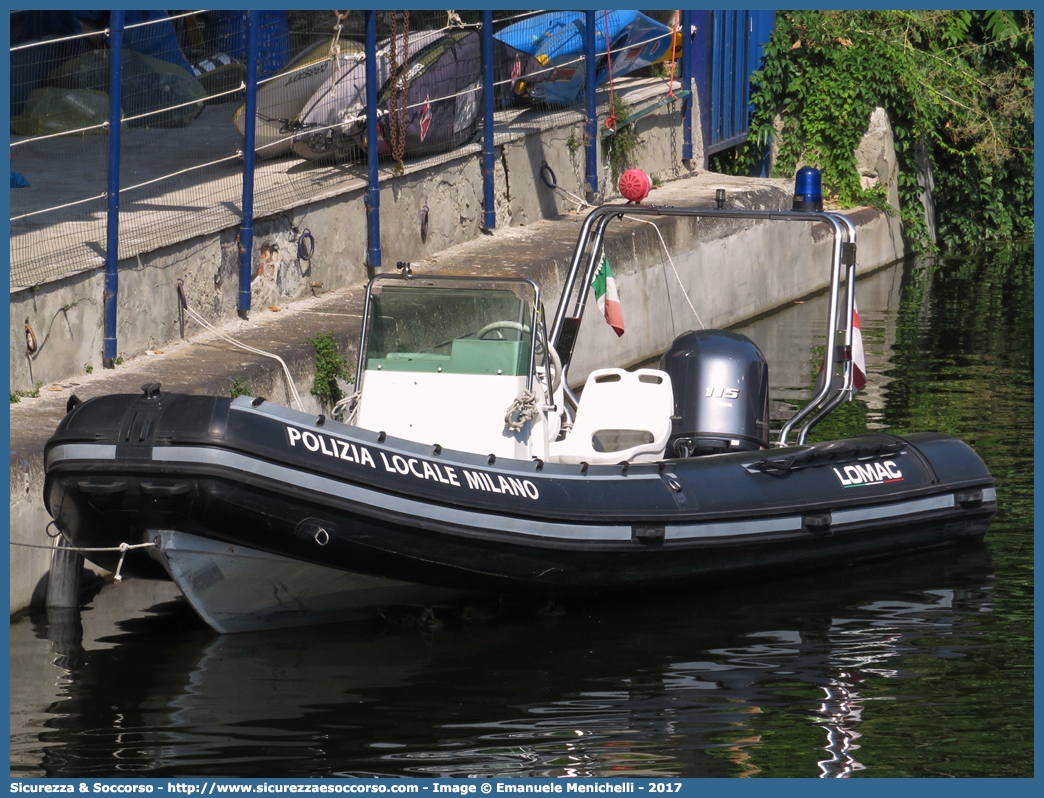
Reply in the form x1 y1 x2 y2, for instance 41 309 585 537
681 9 694 162
481 10 496 232
238 11 258 316
583 10 598 201
364 10 381 276
103 10 124 367
692 11 712 170
751 11 776 177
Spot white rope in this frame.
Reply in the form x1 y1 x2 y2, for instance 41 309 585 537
180 303 305 411
14 539 156 583
331 390 361 423
551 184 591 213
11 540 155 552
308 71 541 139
12 151 239 224
601 29 676 62
172 270 304 411
494 10 547 25
329 11 346 89
623 215 704 329
13 81 241 151
119 90 221 126
120 153 240 196
298 310 364 318
189 82 247 105
10 121 110 147
10 27 105 51
10 11 207 49
12 78 240 148
10 192 107 221
505 388 540 431
124 10 208 30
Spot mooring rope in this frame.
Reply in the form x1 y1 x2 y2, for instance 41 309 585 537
174 275 304 411
538 161 590 213
623 215 704 329
505 388 541 431
11 540 156 583
331 390 361 423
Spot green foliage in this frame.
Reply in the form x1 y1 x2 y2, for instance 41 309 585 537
229 376 251 399
650 59 678 82
306 332 353 405
11 382 43 402
84 364 93 374
720 10 1034 253
603 95 642 182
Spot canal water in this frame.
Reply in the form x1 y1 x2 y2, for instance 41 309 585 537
9 245 1033 778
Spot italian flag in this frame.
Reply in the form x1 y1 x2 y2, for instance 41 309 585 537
815 300 867 394
593 256 625 337
851 302 866 390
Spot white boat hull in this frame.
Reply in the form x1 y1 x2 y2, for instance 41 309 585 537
147 529 466 633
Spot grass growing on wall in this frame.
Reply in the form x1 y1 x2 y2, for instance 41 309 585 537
306 332 353 406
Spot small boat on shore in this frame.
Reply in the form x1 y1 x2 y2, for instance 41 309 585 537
232 36 366 160
43 204 997 633
496 11 677 106
291 30 545 162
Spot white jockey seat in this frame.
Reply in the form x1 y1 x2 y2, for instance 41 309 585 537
550 367 674 464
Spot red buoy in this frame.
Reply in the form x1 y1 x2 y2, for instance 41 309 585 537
618 168 651 202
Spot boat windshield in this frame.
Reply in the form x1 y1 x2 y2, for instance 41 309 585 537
364 280 536 377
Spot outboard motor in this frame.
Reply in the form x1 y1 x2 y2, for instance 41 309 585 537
658 330 770 458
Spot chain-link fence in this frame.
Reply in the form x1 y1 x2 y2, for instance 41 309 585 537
10 10 691 291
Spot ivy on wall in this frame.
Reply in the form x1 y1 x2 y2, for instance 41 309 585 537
713 10 1033 253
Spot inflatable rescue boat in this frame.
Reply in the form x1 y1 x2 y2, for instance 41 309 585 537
43 205 997 632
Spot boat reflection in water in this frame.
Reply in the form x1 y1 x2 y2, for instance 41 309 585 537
26 541 994 778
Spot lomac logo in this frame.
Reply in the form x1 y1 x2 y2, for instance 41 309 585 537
832 460 904 488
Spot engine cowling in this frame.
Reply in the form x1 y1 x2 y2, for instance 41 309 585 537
658 329 770 457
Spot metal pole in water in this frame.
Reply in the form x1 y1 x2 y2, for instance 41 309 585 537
364 10 381 276
583 10 598 201
46 541 83 610
481 9 496 232
238 11 259 317
102 10 124 368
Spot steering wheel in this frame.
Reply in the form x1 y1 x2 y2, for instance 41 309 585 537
476 321 562 394
477 321 531 340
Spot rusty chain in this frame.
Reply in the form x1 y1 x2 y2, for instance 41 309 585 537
388 10 410 174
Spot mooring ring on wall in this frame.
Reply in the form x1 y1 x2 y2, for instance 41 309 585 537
539 160 557 190
24 322 38 355
420 205 429 244
314 527 330 546
298 229 315 261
